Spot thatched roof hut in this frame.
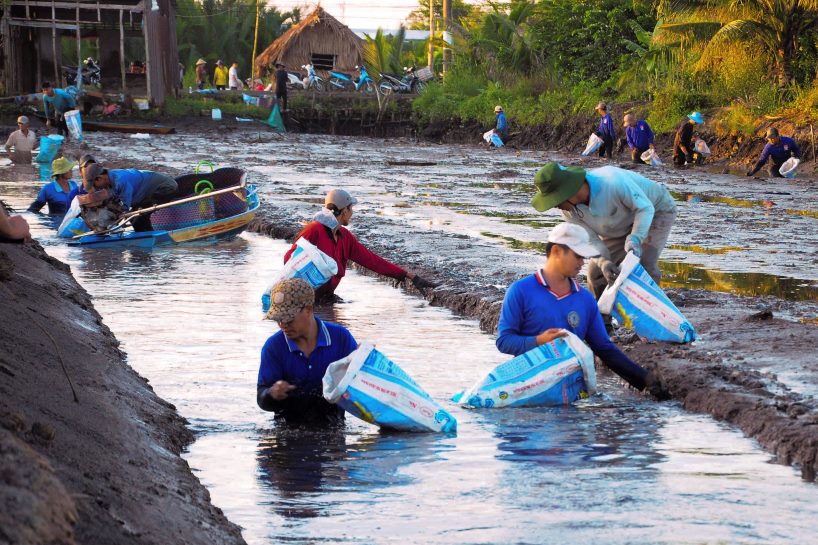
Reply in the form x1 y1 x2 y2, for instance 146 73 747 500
254 6 363 76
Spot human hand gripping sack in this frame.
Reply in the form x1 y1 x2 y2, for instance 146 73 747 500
624 235 642 257
600 259 621 285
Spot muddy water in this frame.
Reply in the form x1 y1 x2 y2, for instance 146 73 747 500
4 133 818 543
0 193 813 543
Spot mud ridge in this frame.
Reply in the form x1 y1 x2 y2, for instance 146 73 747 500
0 239 245 544
249 207 818 483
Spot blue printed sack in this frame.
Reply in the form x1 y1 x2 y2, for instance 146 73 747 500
598 252 696 343
261 238 338 311
452 332 596 409
323 343 457 433
57 196 89 238
64 110 83 142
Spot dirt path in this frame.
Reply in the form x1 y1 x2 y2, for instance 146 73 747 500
0 240 245 545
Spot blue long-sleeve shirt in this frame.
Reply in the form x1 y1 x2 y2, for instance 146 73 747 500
597 113 615 140
625 120 654 150
496 112 508 134
257 318 358 423
753 136 800 170
496 271 647 389
42 89 76 118
28 179 79 215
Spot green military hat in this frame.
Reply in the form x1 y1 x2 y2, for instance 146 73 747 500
531 161 586 212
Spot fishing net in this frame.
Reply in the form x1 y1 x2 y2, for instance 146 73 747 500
150 198 216 231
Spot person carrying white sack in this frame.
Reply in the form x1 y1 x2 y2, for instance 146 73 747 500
531 161 677 301
284 188 435 299
496 223 665 396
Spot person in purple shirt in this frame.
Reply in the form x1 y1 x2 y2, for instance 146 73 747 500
594 102 615 159
623 114 655 164
747 127 801 177
257 278 359 426
496 222 665 397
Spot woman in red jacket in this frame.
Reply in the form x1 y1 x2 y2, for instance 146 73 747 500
284 189 434 298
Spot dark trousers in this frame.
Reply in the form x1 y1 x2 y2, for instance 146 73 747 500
52 112 69 138
631 146 649 163
216 84 226 90
276 91 288 111
598 134 613 158
769 159 786 177
672 145 694 166
130 173 179 232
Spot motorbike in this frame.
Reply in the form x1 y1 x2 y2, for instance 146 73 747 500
287 71 306 90
354 65 375 94
301 64 325 92
62 57 101 88
377 66 426 95
327 65 374 93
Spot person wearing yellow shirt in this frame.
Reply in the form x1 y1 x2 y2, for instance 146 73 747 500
213 60 229 90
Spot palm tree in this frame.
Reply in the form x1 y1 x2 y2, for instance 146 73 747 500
619 19 683 88
658 0 818 87
363 28 408 76
465 0 541 78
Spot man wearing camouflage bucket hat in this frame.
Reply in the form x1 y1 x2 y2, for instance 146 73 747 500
257 278 358 425
531 161 676 304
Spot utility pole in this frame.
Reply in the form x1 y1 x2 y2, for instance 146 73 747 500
427 0 434 69
442 0 451 74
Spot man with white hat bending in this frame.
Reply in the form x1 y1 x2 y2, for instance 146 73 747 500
496 223 661 395
284 188 435 299
4 116 39 164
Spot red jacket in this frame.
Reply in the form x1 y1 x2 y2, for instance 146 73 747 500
284 221 407 296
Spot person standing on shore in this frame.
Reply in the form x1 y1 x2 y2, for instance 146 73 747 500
672 111 703 166
41 82 76 139
28 157 79 215
531 161 676 300
496 223 662 395
228 62 242 90
195 59 207 90
256 278 358 426
284 189 434 299
4 116 39 164
274 61 289 112
746 127 801 177
623 114 654 164
214 60 229 90
494 105 508 143
594 102 615 159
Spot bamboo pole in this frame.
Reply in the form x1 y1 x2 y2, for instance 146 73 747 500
811 124 815 163
75 2 82 89
142 2 152 102
427 0 433 69
119 9 126 92
51 0 59 85
442 0 451 74
251 0 260 78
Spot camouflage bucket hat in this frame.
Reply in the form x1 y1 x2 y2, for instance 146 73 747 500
264 278 315 322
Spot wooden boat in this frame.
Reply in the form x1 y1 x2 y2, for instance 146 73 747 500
81 120 176 134
68 168 259 248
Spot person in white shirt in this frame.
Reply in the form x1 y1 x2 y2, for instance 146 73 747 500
229 62 243 90
4 116 39 164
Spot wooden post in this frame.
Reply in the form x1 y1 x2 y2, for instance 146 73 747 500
442 0 451 74
76 2 82 88
142 2 152 102
427 0 433 69
51 0 59 85
811 124 815 163
119 9 127 92
251 0 260 78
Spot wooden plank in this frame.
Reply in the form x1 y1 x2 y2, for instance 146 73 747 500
7 18 78 29
51 1 59 86
7 1 141 11
119 9 126 92
143 0 151 103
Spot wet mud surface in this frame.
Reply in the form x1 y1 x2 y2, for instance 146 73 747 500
14 123 814 481
0 241 245 544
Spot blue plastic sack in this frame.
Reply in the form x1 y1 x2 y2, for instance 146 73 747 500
323 343 457 433
242 93 260 106
598 252 696 343
35 135 64 163
452 331 596 409
261 238 338 312
57 196 89 238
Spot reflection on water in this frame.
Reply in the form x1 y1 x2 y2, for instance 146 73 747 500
660 260 818 301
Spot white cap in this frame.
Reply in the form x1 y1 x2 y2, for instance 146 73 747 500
325 189 358 210
547 223 599 258
17 115 29 124
494 105 503 113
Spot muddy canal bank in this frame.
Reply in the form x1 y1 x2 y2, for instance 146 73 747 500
0 240 245 544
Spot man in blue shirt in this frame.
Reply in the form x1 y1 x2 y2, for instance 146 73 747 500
496 223 661 395
83 163 178 231
494 105 508 143
28 157 79 215
257 278 358 425
623 114 655 164
41 82 77 139
747 127 800 177
594 102 615 159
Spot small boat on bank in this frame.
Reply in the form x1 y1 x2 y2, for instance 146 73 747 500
67 167 259 248
81 120 176 134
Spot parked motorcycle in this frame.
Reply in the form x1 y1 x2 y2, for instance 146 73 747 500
377 66 425 95
301 64 325 92
287 71 306 90
62 57 101 88
354 65 375 94
328 69 355 91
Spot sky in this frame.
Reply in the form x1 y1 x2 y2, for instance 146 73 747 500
269 0 423 30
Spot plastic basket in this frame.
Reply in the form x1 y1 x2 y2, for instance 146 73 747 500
779 157 799 178
416 66 434 82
